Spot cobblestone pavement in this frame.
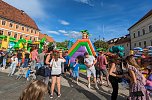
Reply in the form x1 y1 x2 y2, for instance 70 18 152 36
0 69 133 100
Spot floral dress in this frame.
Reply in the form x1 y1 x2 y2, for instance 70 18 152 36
128 65 150 100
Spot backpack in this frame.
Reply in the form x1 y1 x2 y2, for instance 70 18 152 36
36 66 51 77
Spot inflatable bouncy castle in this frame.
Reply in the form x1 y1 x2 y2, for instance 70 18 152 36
68 30 97 70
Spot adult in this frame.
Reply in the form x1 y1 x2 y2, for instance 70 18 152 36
49 52 65 98
97 51 109 86
8 53 18 76
17 50 23 67
84 52 99 89
123 56 150 100
38 50 45 69
108 57 123 100
19 80 47 100
22 51 30 68
1 48 8 70
64 51 71 76
31 49 38 70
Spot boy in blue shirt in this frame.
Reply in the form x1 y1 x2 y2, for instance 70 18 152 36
72 58 79 85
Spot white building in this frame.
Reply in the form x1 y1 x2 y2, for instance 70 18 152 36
128 10 152 49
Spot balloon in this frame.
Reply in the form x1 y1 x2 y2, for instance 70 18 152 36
118 46 124 52
119 52 124 57
109 48 113 53
112 46 119 53
19 43 23 48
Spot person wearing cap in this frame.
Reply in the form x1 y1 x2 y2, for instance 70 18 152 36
97 51 109 86
84 52 99 89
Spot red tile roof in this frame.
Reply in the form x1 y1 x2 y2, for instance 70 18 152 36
39 33 54 42
128 10 152 30
0 0 39 30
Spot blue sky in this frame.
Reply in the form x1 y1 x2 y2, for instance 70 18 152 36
4 0 152 42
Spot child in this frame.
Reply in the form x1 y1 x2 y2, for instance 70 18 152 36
8 53 18 76
19 80 47 100
25 67 36 81
72 58 80 85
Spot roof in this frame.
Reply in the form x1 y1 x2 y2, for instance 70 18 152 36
39 33 54 42
0 0 39 30
107 34 130 44
128 9 152 30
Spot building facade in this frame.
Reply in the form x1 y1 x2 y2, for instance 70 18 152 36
128 10 152 49
107 34 131 58
0 0 40 41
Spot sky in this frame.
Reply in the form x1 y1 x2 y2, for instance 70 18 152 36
4 0 152 42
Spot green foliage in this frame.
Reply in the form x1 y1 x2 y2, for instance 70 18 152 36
56 40 68 48
94 40 109 51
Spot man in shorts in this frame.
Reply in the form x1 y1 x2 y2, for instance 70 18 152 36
97 51 109 86
84 52 99 89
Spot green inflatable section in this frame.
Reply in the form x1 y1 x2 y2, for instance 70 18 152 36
69 42 93 57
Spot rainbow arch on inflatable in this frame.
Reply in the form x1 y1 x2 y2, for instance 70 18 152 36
68 39 97 63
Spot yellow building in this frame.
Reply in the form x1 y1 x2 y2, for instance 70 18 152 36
0 0 40 41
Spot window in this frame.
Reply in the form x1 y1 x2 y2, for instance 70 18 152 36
0 30 3 35
22 27 24 31
8 32 11 36
27 28 29 32
144 41 146 48
31 30 33 33
134 43 136 47
139 42 141 47
16 25 19 29
20 35 23 39
138 31 140 37
142 29 145 35
9 23 13 27
2 20 6 25
133 33 136 38
14 33 17 38
30 37 32 40
35 31 37 34
33 38 35 41
149 25 152 33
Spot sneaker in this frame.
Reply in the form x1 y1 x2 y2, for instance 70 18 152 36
49 94 53 98
95 84 99 90
76 82 79 85
58 94 61 97
88 84 91 89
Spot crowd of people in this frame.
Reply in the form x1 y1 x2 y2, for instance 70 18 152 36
0 47 151 100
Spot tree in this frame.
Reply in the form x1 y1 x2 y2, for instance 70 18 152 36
94 40 109 51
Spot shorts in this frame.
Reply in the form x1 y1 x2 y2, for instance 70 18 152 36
99 68 108 76
18 59 22 63
73 71 79 78
87 68 96 77
51 74 61 77
64 64 70 72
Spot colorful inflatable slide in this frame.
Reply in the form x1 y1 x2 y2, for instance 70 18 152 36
68 30 97 70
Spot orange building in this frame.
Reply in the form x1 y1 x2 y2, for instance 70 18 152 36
0 0 40 41
39 33 54 43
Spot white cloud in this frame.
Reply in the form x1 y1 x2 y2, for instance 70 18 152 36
47 31 60 35
59 20 70 25
4 0 46 19
69 31 81 38
64 34 69 36
74 0 94 6
58 30 68 34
